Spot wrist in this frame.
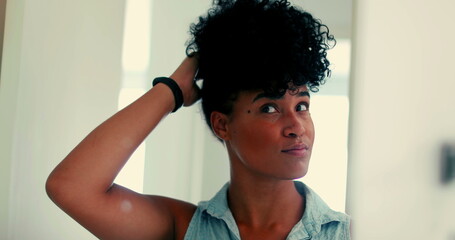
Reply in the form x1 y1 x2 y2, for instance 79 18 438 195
151 83 176 114
152 77 184 113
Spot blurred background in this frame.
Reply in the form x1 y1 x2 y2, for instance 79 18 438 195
0 0 454 239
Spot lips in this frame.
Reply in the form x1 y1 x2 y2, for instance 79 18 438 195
281 144 309 157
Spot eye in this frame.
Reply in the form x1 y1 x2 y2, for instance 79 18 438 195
260 104 278 113
296 102 309 112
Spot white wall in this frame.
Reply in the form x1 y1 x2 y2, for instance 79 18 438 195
141 0 229 204
0 0 125 239
0 0 25 237
348 0 455 239
0 0 6 74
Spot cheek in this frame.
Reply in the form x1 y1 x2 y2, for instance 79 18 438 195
307 118 316 145
230 120 277 151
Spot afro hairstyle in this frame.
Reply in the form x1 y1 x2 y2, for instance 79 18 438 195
186 0 335 130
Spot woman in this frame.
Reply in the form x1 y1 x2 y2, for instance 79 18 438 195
46 0 350 239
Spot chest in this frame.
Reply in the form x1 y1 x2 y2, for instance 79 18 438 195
237 223 294 240
238 231 289 240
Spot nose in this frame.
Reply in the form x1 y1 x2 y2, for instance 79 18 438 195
282 112 306 138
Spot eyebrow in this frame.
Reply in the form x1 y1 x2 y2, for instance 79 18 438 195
252 91 310 102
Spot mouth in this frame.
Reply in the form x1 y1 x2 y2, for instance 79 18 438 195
281 144 309 157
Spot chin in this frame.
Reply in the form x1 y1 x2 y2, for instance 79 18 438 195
290 161 310 179
282 167 309 180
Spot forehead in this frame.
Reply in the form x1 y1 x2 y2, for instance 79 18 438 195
229 86 309 114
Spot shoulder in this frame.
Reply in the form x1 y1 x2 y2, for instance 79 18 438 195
178 183 234 240
296 181 349 221
145 195 197 240
295 182 351 239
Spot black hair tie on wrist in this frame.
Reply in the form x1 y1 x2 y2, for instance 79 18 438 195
152 77 184 113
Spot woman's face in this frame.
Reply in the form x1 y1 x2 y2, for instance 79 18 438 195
223 86 315 180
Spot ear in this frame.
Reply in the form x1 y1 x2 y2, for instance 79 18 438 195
210 111 229 141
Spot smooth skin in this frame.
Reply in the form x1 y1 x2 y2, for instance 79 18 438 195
211 86 314 239
46 55 315 240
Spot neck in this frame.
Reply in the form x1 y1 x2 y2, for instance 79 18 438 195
228 177 304 228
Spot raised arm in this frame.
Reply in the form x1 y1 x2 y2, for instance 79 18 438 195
46 56 200 240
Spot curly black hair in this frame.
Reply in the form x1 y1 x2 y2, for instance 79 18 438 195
186 0 335 130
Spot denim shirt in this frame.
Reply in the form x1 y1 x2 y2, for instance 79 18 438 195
184 181 351 240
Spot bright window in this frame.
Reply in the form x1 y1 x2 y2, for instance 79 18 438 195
297 39 351 212
114 0 151 193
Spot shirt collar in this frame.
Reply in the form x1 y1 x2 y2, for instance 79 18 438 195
292 181 349 237
204 182 231 219
202 182 241 238
199 181 348 239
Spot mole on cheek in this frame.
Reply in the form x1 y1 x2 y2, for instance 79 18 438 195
247 110 251 114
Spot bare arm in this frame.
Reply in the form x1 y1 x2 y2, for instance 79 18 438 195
46 57 199 240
